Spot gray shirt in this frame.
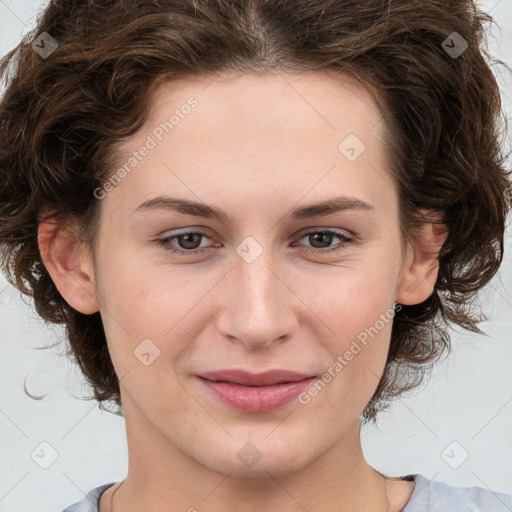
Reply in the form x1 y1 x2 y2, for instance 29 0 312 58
61 474 512 511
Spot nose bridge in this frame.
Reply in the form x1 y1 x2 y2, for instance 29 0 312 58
239 247 280 309
218 238 297 348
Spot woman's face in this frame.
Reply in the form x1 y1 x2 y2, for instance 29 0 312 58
67 70 434 477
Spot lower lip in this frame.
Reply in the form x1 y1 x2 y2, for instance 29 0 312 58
197 376 317 413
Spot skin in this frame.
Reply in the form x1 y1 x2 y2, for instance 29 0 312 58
38 70 447 512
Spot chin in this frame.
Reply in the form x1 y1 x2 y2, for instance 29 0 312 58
194 436 317 479
210 455 310 479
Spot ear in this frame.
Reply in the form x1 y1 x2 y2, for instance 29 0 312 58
396 210 448 306
37 218 100 315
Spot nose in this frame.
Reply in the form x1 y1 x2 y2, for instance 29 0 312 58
215 248 299 350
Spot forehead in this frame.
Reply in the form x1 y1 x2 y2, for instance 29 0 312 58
147 69 384 138
107 70 395 219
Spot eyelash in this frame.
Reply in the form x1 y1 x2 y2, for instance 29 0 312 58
156 228 354 256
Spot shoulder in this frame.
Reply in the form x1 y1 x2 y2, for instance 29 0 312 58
61 482 116 512
402 474 512 512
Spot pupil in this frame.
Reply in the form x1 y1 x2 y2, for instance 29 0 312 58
310 232 331 248
180 233 201 249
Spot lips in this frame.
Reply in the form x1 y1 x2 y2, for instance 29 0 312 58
197 369 315 387
196 370 318 413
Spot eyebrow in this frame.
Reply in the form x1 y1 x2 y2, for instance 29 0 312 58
133 195 374 223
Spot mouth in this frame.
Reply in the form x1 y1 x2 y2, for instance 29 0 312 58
195 370 318 413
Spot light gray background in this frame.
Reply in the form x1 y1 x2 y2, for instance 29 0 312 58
0 1 511 511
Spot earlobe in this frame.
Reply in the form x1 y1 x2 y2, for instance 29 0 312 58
37 219 100 315
396 215 448 306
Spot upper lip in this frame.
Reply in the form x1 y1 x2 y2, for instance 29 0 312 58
197 369 315 386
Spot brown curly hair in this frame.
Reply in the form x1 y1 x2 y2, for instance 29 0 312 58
0 0 510 425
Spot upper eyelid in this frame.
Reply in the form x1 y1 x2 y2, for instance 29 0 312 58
299 227 352 237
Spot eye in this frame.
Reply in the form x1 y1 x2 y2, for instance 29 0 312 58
293 228 354 255
156 228 354 256
156 231 214 255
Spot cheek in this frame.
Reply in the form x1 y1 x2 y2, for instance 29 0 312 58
296 252 398 399
296 249 398 337
95 250 215 374
304 296 395 423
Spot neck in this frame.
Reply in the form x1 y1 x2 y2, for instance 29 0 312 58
107 395 390 512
